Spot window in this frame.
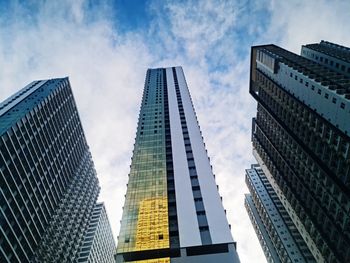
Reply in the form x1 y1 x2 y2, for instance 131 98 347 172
189 167 197 176
340 102 345 109
325 93 329 99
311 85 315 90
197 211 205 215
290 73 293 77
336 62 339 68
300 78 303 84
295 76 298 80
320 57 323 62
325 58 328 64
332 98 337 104
305 82 309 87
330 60 334 66
341 65 345 71
318 89 321 95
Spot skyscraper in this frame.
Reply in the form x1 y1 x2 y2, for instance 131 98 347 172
249 41 350 263
0 78 115 262
116 67 240 262
301 41 350 78
77 202 116 263
245 165 316 262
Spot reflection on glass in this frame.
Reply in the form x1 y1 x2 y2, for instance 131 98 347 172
131 258 170 263
136 197 169 250
117 69 170 257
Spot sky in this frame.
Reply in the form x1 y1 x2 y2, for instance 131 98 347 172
0 0 349 262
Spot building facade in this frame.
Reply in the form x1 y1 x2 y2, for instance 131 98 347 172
116 67 240 262
0 78 115 262
301 41 350 78
249 41 350 263
245 165 316 263
77 203 116 263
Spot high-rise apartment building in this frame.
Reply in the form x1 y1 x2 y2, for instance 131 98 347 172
249 41 350 263
77 202 116 263
0 78 115 262
116 67 240 262
301 41 350 78
245 165 316 263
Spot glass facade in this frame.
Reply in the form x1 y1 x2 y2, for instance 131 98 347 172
0 78 116 263
117 67 240 263
117 69 170 261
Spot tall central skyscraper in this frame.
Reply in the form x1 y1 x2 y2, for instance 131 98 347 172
116 67 240 262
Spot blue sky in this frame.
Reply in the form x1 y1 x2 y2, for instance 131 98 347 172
0 1 349 262
112 0 152 32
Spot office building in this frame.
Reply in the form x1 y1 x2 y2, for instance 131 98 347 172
77 203 116 263
0 78 115 262
245 165 316 263
249 41 350 263
116 67 240 262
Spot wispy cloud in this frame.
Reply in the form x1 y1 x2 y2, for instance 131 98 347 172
1 1 349 262
0 1 154 253
264 0 350 52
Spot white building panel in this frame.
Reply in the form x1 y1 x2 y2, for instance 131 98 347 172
166 67 202 247
175 67 233 244
257 61 350 134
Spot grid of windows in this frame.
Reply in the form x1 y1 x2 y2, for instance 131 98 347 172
117 67 240 263
302 41 350 75
77 203 116 263
117 69 170 261
172 67 211 245
260 45 350 100
250 44 350 263
0 78 109 263
32 152 100 262
245 166 316 263
163 69 180 249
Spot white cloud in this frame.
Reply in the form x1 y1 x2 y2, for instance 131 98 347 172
1 1 349 262
147 1 350 262
0 0 154 251
265 0 350 52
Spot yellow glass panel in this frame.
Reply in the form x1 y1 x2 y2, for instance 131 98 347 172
135 197 169 250
117 69 170 258
131 257 170 263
